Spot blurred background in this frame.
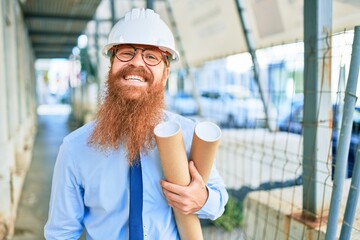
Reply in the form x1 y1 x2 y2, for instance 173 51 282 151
1 0 360 239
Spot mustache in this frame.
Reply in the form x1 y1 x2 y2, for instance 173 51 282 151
113 65 154 84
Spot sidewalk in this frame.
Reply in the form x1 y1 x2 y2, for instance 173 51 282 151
12 105 73 240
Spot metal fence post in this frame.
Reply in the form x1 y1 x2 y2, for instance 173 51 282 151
326 25 360 240
303 0 333 220
235 0 274 130
340 144 360 239
164 0 201 115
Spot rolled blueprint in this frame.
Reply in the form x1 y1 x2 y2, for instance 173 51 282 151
154 121 203 240
190 121 221 183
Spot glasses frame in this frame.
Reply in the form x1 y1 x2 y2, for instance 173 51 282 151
112 45 169 67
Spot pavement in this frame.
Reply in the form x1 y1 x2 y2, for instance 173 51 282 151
12 106 73 240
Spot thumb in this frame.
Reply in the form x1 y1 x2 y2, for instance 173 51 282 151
189 161 202 181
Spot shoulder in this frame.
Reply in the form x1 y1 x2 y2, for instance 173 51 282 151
62 121 95 146
64 121 95 142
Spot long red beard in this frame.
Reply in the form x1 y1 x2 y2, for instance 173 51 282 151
88 65 165 165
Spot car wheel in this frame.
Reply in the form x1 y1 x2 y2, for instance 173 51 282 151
227 115 236 128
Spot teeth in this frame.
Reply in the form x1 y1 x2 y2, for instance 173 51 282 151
125 75 145 82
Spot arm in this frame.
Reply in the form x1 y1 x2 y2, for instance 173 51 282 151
160 160 228 220
44 143 85 240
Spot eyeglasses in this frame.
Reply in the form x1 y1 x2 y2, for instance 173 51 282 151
113 45 167 66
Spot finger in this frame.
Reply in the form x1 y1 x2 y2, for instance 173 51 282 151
189 161 203 182
164 189 185 204
162 188 182 202
160 180 185 195
162 189 189 210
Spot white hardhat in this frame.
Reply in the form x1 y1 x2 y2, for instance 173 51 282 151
102 8 180 62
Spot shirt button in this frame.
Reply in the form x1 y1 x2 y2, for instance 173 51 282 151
143 225 147 239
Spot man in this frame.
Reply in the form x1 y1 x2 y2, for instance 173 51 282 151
45 8 228 240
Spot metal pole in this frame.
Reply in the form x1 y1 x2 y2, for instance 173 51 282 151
340 145 360 239
327 26 360 240
235 0 273 130
164 0 201 115
95 19 101 103
302 0 332 220
110 0 116 26
336 65 346 143
146 0 153 10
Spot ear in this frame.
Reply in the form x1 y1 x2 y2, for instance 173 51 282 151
161 67 170 87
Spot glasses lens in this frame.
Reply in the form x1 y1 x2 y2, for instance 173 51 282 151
115 47 135 62
142 49 162 66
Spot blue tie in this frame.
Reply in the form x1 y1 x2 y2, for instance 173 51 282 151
129 157 144 240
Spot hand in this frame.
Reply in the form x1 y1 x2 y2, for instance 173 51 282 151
160 161 208 215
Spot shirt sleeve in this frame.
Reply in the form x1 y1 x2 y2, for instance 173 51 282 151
44 142 85 240
196 162 229 221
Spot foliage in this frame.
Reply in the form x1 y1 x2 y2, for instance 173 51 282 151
212 194 243 231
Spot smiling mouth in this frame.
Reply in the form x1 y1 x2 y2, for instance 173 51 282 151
124 75 145 82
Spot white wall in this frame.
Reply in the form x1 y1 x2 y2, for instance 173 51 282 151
0 0 37 238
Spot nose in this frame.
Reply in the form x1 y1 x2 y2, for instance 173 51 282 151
130 49 146 66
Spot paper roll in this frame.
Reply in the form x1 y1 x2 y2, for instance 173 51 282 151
154 121 203 240
190 121 221 183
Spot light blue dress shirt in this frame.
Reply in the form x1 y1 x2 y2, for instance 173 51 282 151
44 111 228 240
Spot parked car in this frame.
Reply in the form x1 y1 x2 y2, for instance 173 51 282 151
167 91 198 116
199 90 265 128
278 98 360 178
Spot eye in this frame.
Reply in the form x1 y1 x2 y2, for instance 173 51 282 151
144 50 161 61
117 48 135 58
121 50 134 56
